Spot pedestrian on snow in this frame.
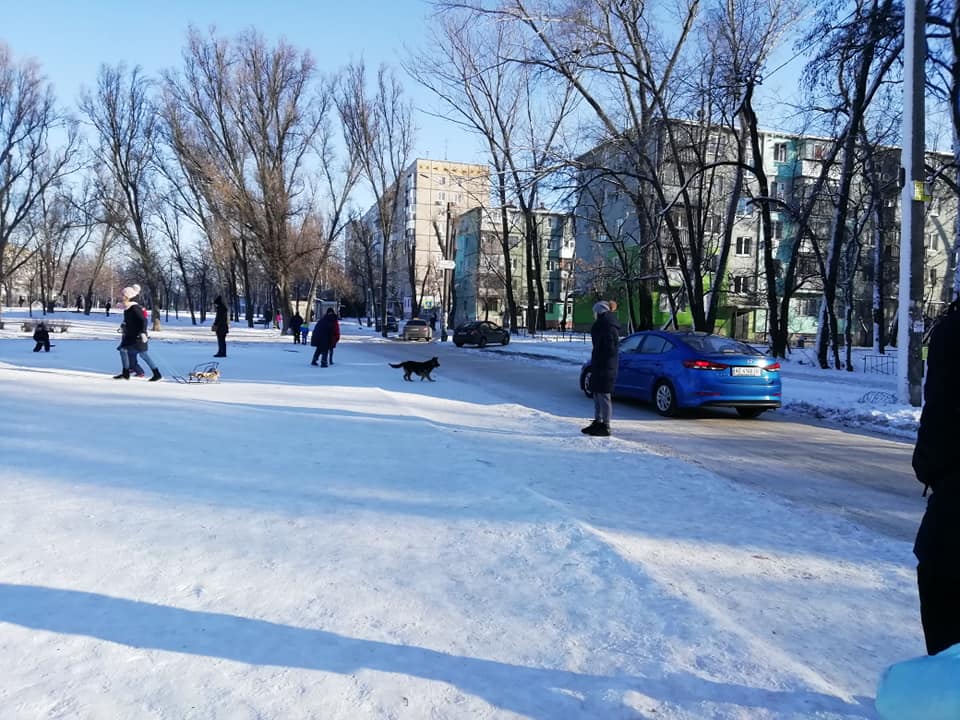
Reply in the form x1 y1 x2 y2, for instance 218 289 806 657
582 301 620 437
18 296 24 308
105 300 111 317
274 311 282 329
32 322 51 352
300 321 309 345
912 297 960 656
290 312 304 344
76 294 83 312
310 308 341 367
114 284 161 381
212 295 229 358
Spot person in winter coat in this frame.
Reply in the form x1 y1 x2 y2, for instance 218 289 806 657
913 297 960 656
290 312 304 344
114 284 161 381
300 321 309 345
212 295 229 357
32 322 51 352
105 300 112 317
327 310 341 365
310 308 341 367
582 300 620 437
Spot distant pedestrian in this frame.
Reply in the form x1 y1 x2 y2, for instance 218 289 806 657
290 311 304 344
76 294 83 312
581 301 620 437
310 308 340 368
105 300 112 317
32 322 51 352
300 321 309 345
912 297 960 656
274 311 281 329
212 295 229 357
114 284 161 381
18 296 24 308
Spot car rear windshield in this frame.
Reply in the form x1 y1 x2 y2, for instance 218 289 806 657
679 335 762 355
407 320 426 326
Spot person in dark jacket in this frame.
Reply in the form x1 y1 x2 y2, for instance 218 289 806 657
32 322 51 352
582 300 620 437
212 295 229 357
290 312 304 344
913 298 960 656
114 284 161 381
310 308 341 367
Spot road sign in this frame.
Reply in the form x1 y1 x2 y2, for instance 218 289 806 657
438 259 456 270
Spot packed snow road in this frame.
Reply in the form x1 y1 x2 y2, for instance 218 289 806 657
0 323 924 719
376 337 924 544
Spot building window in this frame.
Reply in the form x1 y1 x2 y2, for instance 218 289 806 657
736 196 752 215
735 237 752 256
772 221 783 240
930 268 938 285
801 298 819 317
666 249 679 267
733 276 754 294
773 142 788 163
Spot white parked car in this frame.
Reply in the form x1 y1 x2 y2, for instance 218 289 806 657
401 318 433 341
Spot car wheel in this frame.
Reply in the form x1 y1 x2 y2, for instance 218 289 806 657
736 407 766 419
502 334 510 346
478 336 488 348
581 368 594 398
454 340 464 347
653 380 677 417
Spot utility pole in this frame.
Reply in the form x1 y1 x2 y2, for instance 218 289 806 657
897 0 927 406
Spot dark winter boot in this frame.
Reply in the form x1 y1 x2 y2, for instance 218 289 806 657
113 369 130 380
582 422 610 437
148 368 162 382
581 420 601 435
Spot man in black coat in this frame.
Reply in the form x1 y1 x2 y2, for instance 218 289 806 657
913 298 960 655
290 312 304 344
212 296 229 357
582 300 620 437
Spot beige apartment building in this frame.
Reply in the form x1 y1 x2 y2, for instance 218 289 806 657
396 159 490 319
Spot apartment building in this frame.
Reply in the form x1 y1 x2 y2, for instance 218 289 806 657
573 119 956 343
452 206 575 329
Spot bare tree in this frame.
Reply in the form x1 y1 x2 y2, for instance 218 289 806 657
0 44 80 321
336 62 414 337
164 28 329 331
928 0 960 296
81 64 166 329
801 0 903 367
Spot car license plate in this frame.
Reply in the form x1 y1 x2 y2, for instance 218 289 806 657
731 366 762 377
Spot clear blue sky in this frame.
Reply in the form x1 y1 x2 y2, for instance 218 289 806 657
3 0 485 164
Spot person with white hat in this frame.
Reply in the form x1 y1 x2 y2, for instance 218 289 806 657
114 284 161 381
582 300 620 436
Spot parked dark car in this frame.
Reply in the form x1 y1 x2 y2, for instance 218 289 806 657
453 320 510 347
579 330 782 418
375 314 399 332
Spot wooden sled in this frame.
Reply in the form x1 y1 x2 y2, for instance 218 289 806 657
173 361 221 384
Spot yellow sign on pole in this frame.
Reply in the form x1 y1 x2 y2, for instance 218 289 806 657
913 180 931 202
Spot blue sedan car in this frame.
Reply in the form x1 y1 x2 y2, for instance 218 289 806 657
580 330 782 418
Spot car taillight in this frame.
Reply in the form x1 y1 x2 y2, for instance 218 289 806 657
765 362 781 371
683 359 729 370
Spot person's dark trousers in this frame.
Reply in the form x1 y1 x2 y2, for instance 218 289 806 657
293 333 300 344
215 331 227 357
33 341 49 352
918 563 960 655
328 346 334 365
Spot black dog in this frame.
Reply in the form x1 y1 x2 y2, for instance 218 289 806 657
389 357 440 382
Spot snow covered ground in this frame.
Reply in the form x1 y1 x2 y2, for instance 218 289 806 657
0 309 923 719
